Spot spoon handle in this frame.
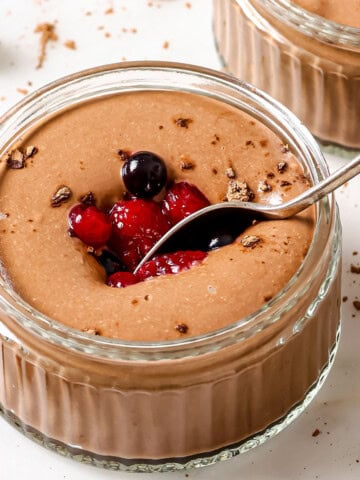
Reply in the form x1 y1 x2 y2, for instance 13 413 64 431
267 154 360 219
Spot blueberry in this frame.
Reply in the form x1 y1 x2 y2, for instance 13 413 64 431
208 233 235 251
121 151 167 199
92 249 125 276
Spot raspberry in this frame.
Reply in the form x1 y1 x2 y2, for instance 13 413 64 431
109 199 171 268
136 250 207 281
162 182 210 225
68 204 112 248
107 271 139 288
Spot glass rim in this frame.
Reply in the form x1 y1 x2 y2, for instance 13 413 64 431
0 61 336 360
244 0 360 48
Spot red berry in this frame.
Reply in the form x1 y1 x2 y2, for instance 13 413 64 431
136 250 207 281
162 182 210 225
68 204 112 248
107 234 142 272
107 271 139 288
109 199 171 267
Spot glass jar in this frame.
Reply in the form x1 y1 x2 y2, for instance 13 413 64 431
0 62 341 472
213 0 360 153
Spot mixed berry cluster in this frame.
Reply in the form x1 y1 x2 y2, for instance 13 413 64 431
68 151 210 288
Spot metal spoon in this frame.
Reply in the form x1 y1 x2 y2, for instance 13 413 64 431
134 154 360 273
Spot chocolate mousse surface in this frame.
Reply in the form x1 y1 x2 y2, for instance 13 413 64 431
0 91 313 341
293 0 360 27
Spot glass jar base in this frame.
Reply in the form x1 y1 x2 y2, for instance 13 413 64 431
0 325 340 473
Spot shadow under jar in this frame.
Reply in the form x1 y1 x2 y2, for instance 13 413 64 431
213 0 360 152
0 62 341 472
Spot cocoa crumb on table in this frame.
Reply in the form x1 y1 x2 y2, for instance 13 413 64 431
342 296 348 302
353 300 360 311
351 264 360 274
312 428 321 437
16 88 28 95
34 22 58 69
64 40 76 50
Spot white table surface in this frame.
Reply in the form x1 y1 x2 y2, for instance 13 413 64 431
0 1 359 478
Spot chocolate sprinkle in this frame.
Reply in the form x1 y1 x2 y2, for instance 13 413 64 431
51 185 72 207
175 323 189 334
241 235 261 248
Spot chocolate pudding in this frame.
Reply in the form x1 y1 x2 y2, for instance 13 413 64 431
0 64 341 469
293 0 360 27
0 91 313 341
213 0 360 149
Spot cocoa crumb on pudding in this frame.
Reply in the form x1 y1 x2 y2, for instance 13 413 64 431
51 185 72 207
79 191 96 206
179 158 195 170
175 323 189 334
259 180 272 192
6 146 38 169
226 166 236 179
277 161 288 173
245 140 255 148
267 172 275 179
174 118 192 128
117 149 131 161
82 327 100 335
226 180 255 202
350 265 360 274
280 180 292 187
241 235 261 248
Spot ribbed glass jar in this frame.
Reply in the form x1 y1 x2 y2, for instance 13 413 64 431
0 62 341 472
213 0 360 153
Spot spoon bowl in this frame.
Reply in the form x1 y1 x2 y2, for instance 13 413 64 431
134 154 360 274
